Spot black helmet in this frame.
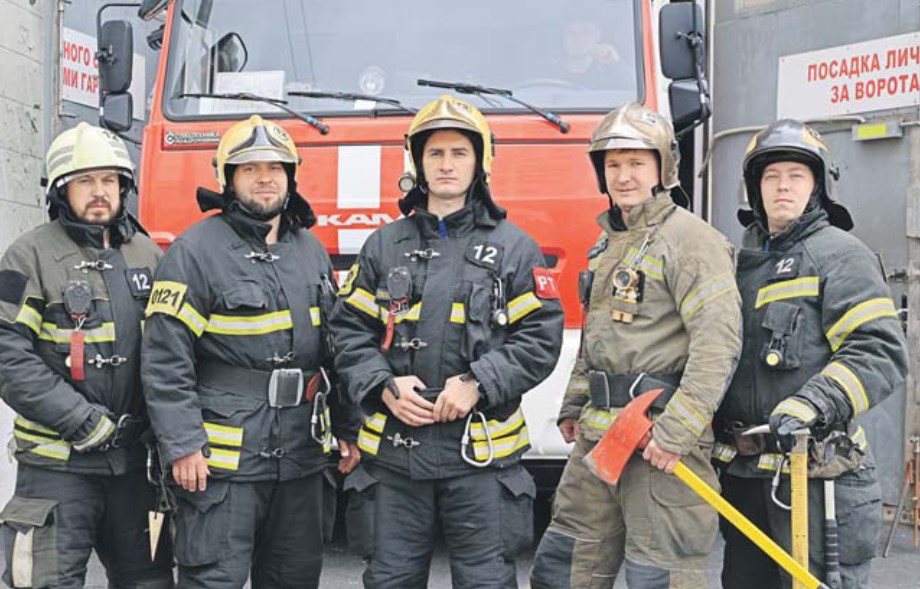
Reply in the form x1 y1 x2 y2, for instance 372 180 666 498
741 119 852 230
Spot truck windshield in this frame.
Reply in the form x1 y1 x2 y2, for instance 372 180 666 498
163 0 642 119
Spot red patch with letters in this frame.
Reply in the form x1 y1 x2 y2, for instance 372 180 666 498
532 268 560 299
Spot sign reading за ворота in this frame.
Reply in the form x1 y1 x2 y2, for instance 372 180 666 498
777 31 920 120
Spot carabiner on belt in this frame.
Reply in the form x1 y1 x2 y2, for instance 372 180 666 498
461 410 494 468
310 368 333 446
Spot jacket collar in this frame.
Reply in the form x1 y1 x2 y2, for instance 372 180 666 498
58 208 136 249
410 198 500 240
742 208 829 251
597 193 675 235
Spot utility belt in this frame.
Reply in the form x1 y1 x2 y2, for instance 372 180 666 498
198 359 324 408
95 414 148 452
587 371 681 410
198 359 332 445
716 422 779 457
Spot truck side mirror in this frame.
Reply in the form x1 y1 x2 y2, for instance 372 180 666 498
101 92 133 133
669 79 704 130
214 33 248 73
97 20 133 94
660 2 711 133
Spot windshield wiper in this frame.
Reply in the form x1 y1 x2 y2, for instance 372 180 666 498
179 92 329 135
417 79 569 134
288 90 417 115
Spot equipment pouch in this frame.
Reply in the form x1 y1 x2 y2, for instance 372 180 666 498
0 496 59 588
268 368 304 408
760 301 802 370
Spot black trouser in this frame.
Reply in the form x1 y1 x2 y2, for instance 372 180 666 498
1 463 174 589
345 462 535 589
172 473 326 589
720 470 881 589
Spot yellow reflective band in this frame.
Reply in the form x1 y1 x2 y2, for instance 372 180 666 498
310 307 321 327
826 297 898 351
203 422 243 448
822 362 870 416
757 453 788 472
357 429 380 455
15 305 41 335
205 310 293 336
339 263 359 296
755 277 819 309
680 273 737 321
712 443 738 464
345 288 380 319
567 376 589 393
507 292 541 324
13 430 71 461
450 303 466 324
851 426 868 450
364 412 386 434
776 397 817 422
379 302 423 325
146 280 188 317
625 247 664 281
473 426 530 460
667 391 707 436
73 416 115 451
14 415 58 436
470 408 526 441
38 322 116 344
177 303 208 337
580 406 620 431
206 448 240 471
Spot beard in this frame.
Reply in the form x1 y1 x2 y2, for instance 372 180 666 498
77 199 119 225
238 193 287 221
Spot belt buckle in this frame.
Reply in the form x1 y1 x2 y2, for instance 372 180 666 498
628 372 647 399
268 368 305 408
589 371 612 407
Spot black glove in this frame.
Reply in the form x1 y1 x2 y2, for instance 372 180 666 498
769 396 819 453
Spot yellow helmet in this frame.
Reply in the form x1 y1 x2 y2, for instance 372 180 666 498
45 122 134 193
213 115 301 191
399 94 494 192
588 102 680 194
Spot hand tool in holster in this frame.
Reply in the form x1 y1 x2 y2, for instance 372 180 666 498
145 443 176 561
585 391 831 589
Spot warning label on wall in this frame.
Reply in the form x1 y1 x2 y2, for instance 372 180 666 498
777 31 920 120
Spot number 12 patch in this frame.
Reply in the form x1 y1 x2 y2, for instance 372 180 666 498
533 268 559 299
126 268 153 298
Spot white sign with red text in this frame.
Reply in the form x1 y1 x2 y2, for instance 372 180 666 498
61 27 146 120
777 31 920 119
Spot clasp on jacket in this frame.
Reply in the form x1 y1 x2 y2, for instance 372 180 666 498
244 251 281 263
73 260 114 273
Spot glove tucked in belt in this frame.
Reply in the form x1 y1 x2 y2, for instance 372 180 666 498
587 371 681 410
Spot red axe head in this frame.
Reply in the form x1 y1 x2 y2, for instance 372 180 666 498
583 389 663 485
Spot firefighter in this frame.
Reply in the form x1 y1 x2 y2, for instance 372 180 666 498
530 102 742 589
714 120 908 589
141 115 360 589
0 123 173 588
331 94 564 589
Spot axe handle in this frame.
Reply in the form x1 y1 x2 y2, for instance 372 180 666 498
672 462 828 589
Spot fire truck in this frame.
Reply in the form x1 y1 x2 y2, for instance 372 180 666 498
96 0 710 490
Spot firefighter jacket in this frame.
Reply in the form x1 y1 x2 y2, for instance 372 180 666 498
715 209 908 478
558 195 742 455
0 216 160 475
141 206 357 482
331 199 564 480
